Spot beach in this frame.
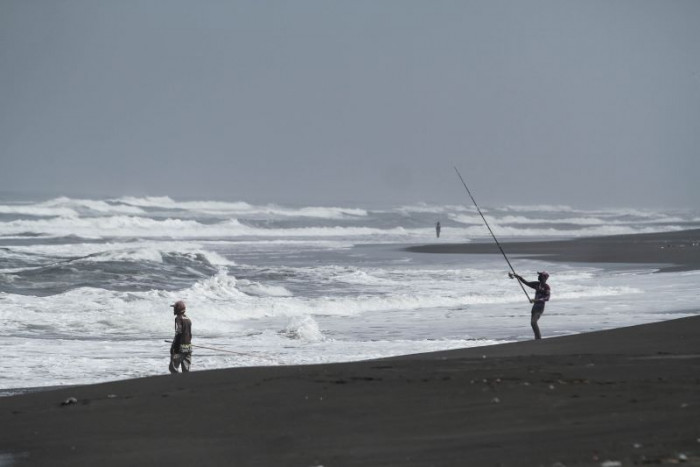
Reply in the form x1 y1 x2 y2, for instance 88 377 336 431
406 229 700 272
2 229 699 466
1 316 699 466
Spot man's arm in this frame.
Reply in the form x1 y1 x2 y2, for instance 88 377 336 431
510 273 538 289
171 317 183 354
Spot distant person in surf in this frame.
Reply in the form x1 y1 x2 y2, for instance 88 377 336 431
436 221 441 238
509 271 550 340
169 300 193 373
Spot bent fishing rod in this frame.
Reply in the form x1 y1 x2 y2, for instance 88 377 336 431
453 167 532 303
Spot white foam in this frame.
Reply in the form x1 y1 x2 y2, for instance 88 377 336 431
394 203 473 214
0 215 426 240
80 248 165 263
0 196 148 218
503 204 576 212
114 196 187 208
234 279 293 297
0 204 78 217
42 197 145 215
283 316 325 342
115 196 368 219
3 241 234 267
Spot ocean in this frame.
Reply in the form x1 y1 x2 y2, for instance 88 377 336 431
1 196 699 392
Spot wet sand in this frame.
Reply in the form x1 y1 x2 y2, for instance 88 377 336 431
406 229 700 272
1 230 700 466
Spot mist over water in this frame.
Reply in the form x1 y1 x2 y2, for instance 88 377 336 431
1 196 699 391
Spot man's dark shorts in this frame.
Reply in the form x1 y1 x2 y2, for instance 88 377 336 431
531 302 545 315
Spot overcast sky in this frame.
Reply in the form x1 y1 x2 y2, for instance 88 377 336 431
1 1 698 208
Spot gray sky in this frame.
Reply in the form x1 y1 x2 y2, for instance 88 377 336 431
1 0 698 208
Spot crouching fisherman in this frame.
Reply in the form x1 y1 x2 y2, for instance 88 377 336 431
169 300 193 373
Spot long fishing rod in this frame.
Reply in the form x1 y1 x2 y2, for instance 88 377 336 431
164 340 275 360
453 167 532 302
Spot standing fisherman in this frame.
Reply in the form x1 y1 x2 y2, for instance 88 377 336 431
453 168 550 338
510 272 550 340
436 221 441 238
169 300 193 373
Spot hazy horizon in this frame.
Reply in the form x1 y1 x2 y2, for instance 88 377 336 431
2 1 698 209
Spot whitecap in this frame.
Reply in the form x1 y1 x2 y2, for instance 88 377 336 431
282 316 325 342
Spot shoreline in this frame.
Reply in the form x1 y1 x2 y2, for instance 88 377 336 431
3 229 700 465
2 315 699 466
405 228 700 272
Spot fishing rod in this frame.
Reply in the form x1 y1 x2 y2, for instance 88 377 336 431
453 167 532 302
164 340 275 360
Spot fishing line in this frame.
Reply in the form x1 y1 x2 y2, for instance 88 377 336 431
453 166 532 302
165 340 277 361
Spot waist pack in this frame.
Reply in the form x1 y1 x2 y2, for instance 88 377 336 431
179 344 193 354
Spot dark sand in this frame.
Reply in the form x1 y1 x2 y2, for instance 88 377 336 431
406 229 700 272
2 317 699 466
2 229 699 466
